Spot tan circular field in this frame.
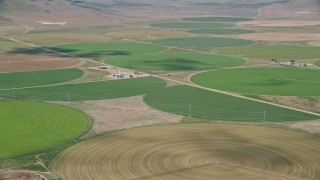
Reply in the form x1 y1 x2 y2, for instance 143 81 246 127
238 20 320 27
50 124 320 180
237 33 320 42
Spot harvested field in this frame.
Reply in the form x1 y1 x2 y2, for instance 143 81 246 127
238 20 320 27
0 54 84 72
56 96 182 138
50 124 320 180
237 33 320 42
150 22 233 29
288 120 320 134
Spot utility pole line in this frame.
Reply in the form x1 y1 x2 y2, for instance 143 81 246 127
189 104 192 117
67 92 70 102
263 111 266 123
12 89 15 100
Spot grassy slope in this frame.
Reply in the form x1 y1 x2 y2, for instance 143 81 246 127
0 68 84 89
191 68 320 96
51 42 166 59
106 52 245 71
0 101 91 159
218 45 320 60
144 85 319 122
150 22 233 29
0 77 166 101
182 17 254 22
152 37 254 48
187 29 256 34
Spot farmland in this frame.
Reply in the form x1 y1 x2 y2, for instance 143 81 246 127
51 42 166 60
150 22 233 29
191 68 320 96
0 68 83 89
0 101 91 159
182 17 254 22
144 85 318 121
106 52 245 71
152 37 255 48
187 29 256 35
218 45 320 60
0 77 166 101
316 61 320 67
50 124 320 180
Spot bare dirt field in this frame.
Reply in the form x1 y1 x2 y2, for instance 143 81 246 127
261 96 320 114
308 41 320 47
0 55 84 72
0 170 53 180
54 96 182 138
288 120 320 134
237 33 320 42
238 20 320 27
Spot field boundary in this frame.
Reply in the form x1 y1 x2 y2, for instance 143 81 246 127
1 35 319 118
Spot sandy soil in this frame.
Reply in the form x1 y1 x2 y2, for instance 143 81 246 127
308 41 320 47
288 120 320 134
54 96 182 138
238 20 320 27
237 33 320 42
0 170 53 180
261 96 320 114
0 55 84 72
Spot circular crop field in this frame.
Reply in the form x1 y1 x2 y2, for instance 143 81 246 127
218 45 320 60
51 42 166 58
0 101 91 159
152 37 254 48
191 68 320 96
182 17 254 22
187 29 256 35
106 52 245 71
150 22 233 29
51 124 320 180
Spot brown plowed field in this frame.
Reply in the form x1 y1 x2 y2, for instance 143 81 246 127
50 124 320 180
0 54 84 72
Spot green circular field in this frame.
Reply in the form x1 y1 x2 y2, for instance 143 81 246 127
191 68 320 96
106 52 245 71
182 17 254 22
51 124 320 180
218 45 320 60
315 61 320 67
0 101 91 159
0 68 83 89
152 37 254 48
187 29 256 35
150 22 233 29
51 42 166 58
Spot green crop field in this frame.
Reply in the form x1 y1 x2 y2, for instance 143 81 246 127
187 28 256 34
152 37 254 48
106 52 245 71
0 77 166 101
51 42 166 59
182 17 254 22
218 45 320 60
150 22 233 29
0 68 83 89
191 68 320 96
315 61 320 67
144 85 319 122
0 101 91 159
